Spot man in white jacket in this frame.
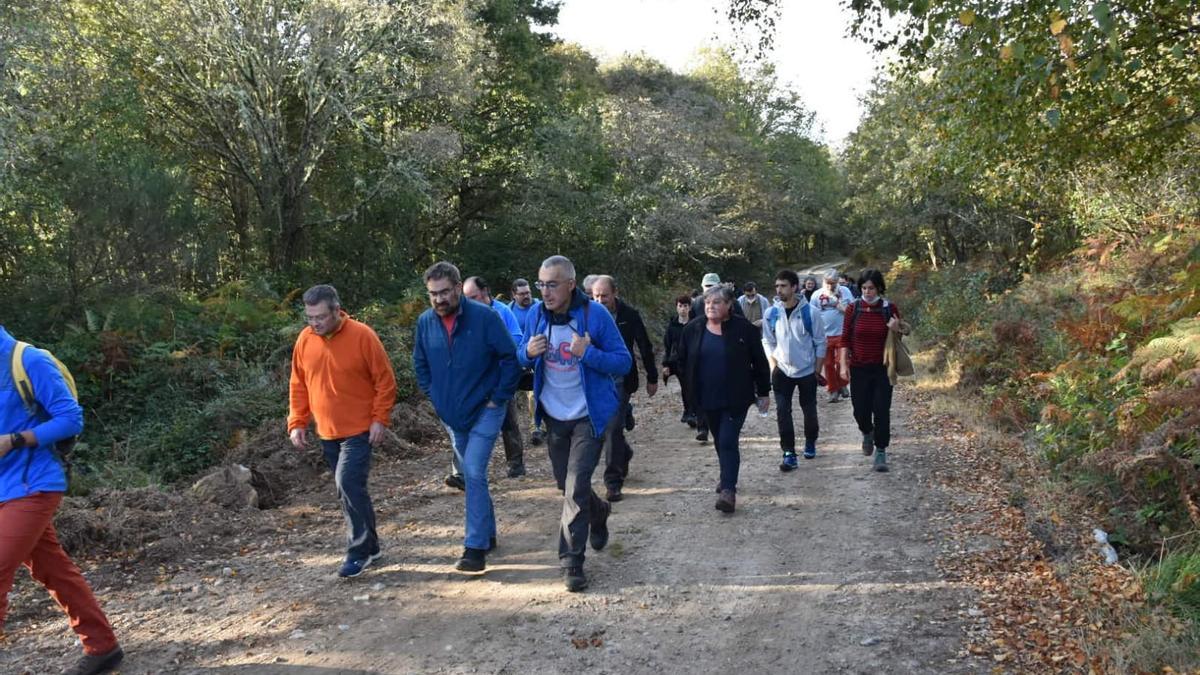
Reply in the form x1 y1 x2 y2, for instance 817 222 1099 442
763 270 826 470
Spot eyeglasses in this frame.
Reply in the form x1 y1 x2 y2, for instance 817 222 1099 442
304 311 333 324
534 280 565 291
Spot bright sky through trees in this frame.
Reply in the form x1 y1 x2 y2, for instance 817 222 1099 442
549 0 882 146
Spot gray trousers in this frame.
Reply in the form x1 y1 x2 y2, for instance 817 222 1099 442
543 414 607 568
602 382 633 490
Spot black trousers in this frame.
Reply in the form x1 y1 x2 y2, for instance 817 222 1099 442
849 364 893 449
772 369 819 451
602 383 633 490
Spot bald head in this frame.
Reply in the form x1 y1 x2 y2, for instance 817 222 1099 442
463 276 491 304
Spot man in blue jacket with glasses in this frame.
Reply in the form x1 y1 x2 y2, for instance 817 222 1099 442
414 262 522 574
519 255 631 592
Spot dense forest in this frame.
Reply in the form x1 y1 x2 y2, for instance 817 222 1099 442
3 0 1199 667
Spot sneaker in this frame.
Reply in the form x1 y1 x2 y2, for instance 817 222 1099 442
828 391 840 403
507 463 526 478
590 500 611 551
684 413 697 428
530 429 545 446
338 554 376 578
625 406 636 432
454 547 487 573
696 430 708 444
803 444 817 460
605 485 623 502
715 489 736 513
873 450 889 472
861 433 874 456
444 473 466 491
65 646 124 675
779 452 798 472
563 566 588 592
839 387 851 400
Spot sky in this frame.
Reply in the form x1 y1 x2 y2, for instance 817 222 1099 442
548 0 884 148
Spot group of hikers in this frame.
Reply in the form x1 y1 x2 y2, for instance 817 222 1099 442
0 254 908 674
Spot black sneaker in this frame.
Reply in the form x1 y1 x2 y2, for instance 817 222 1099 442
455 547 486 573
715 489 736 513
590 501 611 551
684 413 697 428
605 485 623 502
507 463 526 478
444 473 466 491
530 429 545 446
696 430 708 443
625 406 636 431
563 566 588 592
65 646 124 675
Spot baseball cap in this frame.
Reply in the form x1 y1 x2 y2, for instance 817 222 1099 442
701 272 721 289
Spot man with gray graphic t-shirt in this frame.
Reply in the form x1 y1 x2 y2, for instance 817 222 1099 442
518 256 631 592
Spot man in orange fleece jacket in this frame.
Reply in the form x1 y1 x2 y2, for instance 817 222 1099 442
288 284 397 578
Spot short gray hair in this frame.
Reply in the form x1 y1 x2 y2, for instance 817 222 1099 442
824 268 840 282
303 284 341 309
424 261 461 285
541 255 576 280
581 274 597 292
702 284 735 305
592 274 617 293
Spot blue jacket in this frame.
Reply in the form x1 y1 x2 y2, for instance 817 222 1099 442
509 301 537 337
489 299 523 344
413 299 521 433
1 327 82 503
518 289 632 437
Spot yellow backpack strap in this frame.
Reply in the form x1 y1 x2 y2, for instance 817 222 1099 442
48 352 77 399
12 341 35 409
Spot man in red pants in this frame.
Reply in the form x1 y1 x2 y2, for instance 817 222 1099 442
1 326 123 674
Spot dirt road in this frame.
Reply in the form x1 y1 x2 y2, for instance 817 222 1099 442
4 380 981 674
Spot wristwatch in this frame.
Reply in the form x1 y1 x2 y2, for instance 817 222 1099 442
9 432 26 449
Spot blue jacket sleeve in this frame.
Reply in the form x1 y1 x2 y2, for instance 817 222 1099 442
581 302 632 376
487 312 521 405
517 311 540 369
26 350 83 445
412 317 432 397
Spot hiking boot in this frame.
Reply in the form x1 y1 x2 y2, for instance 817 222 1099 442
65 646 124 675
861 433 874 456
590 500 611 551
696 429 708 444
779 451 798 472
715 489 736 513
563 566 588 592
873 450 889 472
444 473 466 491
455 547 487 573
507 463 526 478
803 443 817 460
605 485 623 502
530 429 545 446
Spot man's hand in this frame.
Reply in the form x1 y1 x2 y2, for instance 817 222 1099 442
569 334 590 358
289 427 308 449
646 382 658 397
527 334 548 358
368 421 386 446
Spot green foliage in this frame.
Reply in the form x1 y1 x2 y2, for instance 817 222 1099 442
1145 545 1200 623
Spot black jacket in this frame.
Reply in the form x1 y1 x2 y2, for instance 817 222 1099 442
613 299 658 394
677 314 771 412
662 317 686 374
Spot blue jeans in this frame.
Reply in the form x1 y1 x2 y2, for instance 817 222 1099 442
704 408 747 492
444 404 507 550
320 432 378 561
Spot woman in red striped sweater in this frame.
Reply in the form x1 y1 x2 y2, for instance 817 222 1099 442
838 269 905 472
